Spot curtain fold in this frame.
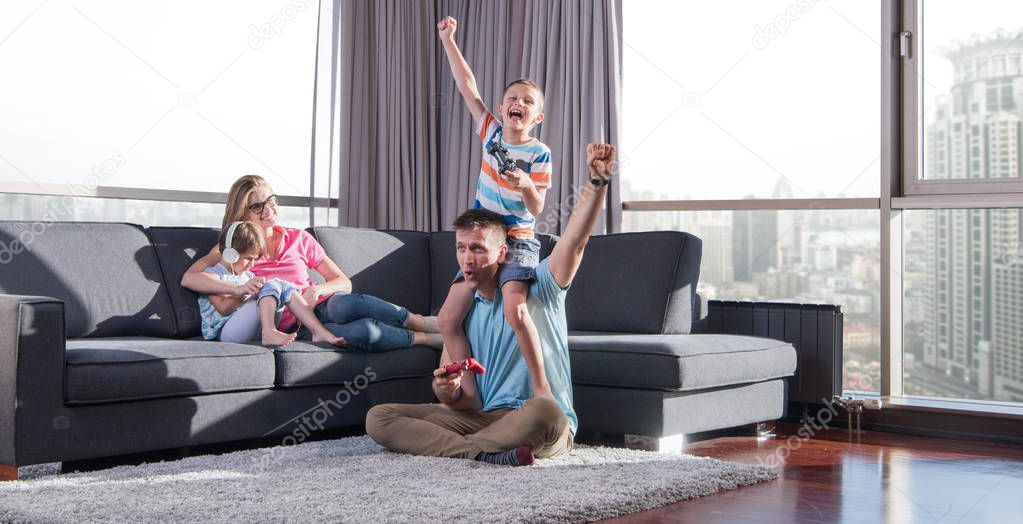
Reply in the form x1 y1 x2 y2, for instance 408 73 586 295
323 0 622 233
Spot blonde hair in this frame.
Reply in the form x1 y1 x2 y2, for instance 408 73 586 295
219 221 266 258
222 175 270 229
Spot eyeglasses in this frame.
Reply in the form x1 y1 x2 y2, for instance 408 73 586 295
248 194 277 214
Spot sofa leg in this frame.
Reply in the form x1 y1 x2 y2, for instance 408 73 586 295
0 465 17 481
623 433 685 454
755 421 777 440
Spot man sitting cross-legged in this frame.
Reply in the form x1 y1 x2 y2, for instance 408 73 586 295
365 143 617 466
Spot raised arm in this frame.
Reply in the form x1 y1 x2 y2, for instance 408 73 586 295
437 16 485 124
548 143 616 288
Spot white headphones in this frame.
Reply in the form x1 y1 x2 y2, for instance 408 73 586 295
222 221 243 264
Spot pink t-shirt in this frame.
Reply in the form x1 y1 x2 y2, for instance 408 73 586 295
250 225 330 329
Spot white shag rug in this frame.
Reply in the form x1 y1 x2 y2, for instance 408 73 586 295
1 436 776 523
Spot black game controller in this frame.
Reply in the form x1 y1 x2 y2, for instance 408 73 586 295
487 141 517 175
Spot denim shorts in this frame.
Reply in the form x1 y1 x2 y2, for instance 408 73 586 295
452 235 541 287
499 236 540 287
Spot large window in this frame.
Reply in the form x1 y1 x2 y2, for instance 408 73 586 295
0 0 321 223
622 0 883 394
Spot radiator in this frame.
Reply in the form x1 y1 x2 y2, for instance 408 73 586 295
703 300 844 405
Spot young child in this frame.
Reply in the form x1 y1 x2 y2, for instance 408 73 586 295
198 221 346 347
436 16 554 399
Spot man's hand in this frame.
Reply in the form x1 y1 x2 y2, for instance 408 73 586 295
586 143 617 180
437 16 457 41
502 168 534 191
433 364 463 404
235 276 265 297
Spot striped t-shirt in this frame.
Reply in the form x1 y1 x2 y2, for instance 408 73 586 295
474 111 552 238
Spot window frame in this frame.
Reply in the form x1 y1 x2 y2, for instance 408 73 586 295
899 0 1023 197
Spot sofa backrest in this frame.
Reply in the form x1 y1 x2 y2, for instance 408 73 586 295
428 231 558 315
146 226 220 339
308 227 433 315
565 231 703 334
0 222 178 338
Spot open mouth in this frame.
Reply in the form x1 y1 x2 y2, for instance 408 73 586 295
508 108 524 121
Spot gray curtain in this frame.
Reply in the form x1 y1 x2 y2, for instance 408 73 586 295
325 0 622 233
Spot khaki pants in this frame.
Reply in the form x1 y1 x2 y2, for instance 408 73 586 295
366 396 574 460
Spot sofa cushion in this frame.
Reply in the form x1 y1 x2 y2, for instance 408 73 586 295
147 226 220 339
309 228 432 315
565 231 702 334
428 231 557 314
0 222 178 338
568 333 796 391
273 342 439 388
65 338 275 405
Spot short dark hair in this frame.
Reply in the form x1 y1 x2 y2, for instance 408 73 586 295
219 221 265 257
453 209 507 242
504 78 545 111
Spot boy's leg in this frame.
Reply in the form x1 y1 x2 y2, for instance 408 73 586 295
501 278 550 397
285 291 346 347
256 281 297 346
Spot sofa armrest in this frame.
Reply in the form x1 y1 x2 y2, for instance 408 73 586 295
0 294 68 466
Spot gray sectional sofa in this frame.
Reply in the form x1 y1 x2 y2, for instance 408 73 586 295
0 221 801 472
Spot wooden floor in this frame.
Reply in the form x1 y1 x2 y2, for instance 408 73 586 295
603 423 1023 523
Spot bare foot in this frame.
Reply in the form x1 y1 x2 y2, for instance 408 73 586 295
312 332 347 347
262 329 297 347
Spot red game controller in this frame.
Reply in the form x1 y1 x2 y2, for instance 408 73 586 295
442 358 486 376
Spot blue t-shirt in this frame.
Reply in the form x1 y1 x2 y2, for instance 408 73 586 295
464 258 577 434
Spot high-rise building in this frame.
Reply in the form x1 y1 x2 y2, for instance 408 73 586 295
922 30 1023 401
732 207 779 282
772 177 803 268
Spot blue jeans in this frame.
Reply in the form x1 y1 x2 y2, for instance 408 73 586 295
296 292 413 351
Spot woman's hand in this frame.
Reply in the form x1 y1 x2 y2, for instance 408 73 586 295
302 284 326 305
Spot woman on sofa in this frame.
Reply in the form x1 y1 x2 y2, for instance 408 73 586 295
181 175 442 350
